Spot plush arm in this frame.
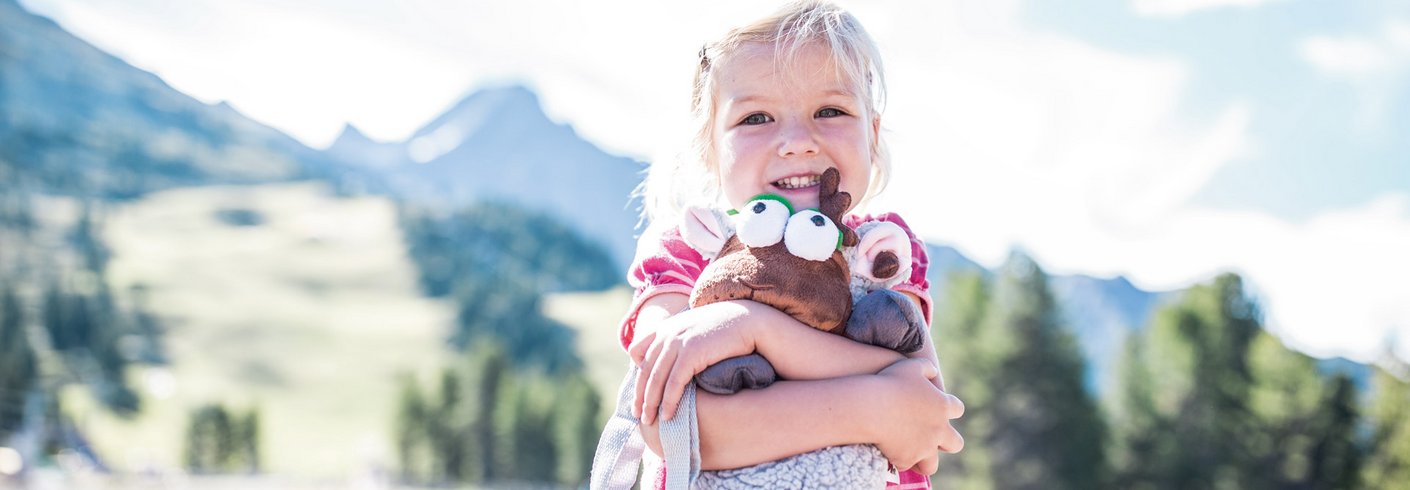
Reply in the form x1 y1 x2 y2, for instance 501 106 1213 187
901 291 945 390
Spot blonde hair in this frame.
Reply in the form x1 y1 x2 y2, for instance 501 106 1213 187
639 1 890 225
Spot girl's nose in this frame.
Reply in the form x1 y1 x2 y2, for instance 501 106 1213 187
777 120 819 157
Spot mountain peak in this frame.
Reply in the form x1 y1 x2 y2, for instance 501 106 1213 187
332 123 371 146
410 84 547 141
325 122 406 168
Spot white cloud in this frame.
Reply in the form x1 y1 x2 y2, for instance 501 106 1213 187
1299 19 1410 132
1300 19 1410 77
1131 0 1286 18
1302 37 1394 75
1250 195 1410 361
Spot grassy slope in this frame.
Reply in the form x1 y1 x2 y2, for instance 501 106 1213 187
542 288 634 409
71 182 454 478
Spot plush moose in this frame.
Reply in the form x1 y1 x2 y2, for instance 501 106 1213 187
680 167 928 394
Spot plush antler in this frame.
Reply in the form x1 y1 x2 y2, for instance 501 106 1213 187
818 168 859 247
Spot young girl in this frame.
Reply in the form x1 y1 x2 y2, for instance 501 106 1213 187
613 1 965 487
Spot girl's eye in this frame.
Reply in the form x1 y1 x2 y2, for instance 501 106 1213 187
741 113 773 125
816 108 846 118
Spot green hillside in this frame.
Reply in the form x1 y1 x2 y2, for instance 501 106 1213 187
67 183 453 477
543 288 634 408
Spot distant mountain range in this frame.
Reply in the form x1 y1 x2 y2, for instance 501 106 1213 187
325 85 646 270
0 0 353 199
0 0 1368 394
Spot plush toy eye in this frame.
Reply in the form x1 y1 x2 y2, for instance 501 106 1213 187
784 210 841 261
735 197 791 247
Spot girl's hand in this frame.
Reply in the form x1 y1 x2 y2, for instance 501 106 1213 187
630 301 759 425
871 358 966 471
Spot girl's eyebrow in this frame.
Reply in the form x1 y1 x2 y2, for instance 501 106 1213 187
727 89 855 106
728 95 770 105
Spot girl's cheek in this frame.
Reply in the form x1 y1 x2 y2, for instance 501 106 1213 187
722 130 768 159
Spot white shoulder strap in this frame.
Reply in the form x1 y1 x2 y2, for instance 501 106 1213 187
591 364 700 489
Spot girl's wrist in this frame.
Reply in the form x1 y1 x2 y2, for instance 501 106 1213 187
733 300 765 351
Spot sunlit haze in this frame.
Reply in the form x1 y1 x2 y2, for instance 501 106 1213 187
19 0 1410 363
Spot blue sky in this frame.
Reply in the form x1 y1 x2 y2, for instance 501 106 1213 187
1029 1 1410 221
17 0 1410 363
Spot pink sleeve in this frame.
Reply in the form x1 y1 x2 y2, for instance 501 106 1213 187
844 212 933 325
619 226 708 350
891 469 934 489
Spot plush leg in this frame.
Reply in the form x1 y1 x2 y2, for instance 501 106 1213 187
846 289 927 354
694 354 778 395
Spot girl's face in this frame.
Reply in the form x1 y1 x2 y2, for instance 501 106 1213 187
711 42 877 213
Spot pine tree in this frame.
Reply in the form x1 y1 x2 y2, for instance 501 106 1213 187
467 342 507 483
430 369 467 483
1306 374 1360 489
1244 330 1353 487
237 406 261 473
393 373 429 483
0 286 36 440
1107 332 1170 490
506 377 557 483
933 271 998 489
1362 358 1410 487
184 404 236 473
938 253 1106 489
551 373 601 486
1112 273 1376 489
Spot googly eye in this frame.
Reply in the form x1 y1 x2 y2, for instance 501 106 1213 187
784 210 841 261
735 197 791 247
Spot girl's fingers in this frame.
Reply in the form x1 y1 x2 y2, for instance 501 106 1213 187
658 356 694 422
882 357 937 381
641 345 679 426
913 453 940 476
943 393 965 419
634 338 664 419
628 330 655 364
917 358 939 380
939 425 965 453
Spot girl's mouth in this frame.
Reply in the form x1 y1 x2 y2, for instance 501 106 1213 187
773 174 821 190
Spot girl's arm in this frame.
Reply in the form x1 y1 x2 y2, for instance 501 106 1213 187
639 358 964 471
629 293 964 470
629 294 913 424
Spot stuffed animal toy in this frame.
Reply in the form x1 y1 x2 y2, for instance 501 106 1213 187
589 168 929 489
679 167 928 395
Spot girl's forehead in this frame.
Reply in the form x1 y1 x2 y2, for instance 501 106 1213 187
715 43 859 99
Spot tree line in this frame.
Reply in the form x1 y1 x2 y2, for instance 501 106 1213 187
392 202 615 486
0 204 163 448
934 252 1410 489
392 342 600 487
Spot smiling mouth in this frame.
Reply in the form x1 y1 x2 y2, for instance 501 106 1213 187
774 174 821 190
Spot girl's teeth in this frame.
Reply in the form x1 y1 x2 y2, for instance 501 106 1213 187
776 175 820 189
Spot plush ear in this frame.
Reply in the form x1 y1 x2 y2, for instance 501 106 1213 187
851 221 913 285
818 168 858 247
680 206 732 260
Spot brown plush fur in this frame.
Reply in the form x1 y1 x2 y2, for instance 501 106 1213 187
691 235 853 334
688 167 858 334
